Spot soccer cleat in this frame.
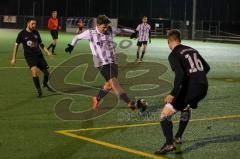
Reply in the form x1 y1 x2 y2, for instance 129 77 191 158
37 89 43 98
154 143 176 155
136 99 148 112
93 96 99 111
43 83 56 92
135 58 140 63
174 137 182 144
128 101 136 110
139 58 143 63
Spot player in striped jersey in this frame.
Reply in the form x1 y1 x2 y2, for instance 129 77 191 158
136 16 151 62
65 15 147 112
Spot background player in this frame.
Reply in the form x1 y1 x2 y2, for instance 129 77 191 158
10 17 54 97
47 10 60 55
155 29 210 155
135 16 151 62
65 15 147 112
76 18 85 34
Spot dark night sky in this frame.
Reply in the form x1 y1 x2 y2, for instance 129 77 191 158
0 0 240 21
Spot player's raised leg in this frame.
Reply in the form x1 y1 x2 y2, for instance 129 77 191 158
108 77 136 110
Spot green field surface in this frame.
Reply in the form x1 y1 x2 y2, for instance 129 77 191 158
0 29 240 159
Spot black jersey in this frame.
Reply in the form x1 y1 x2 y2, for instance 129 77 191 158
168 44 210 97
16 29 43 57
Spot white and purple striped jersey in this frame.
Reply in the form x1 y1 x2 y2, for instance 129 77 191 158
70 27 117 67
136 23 151 42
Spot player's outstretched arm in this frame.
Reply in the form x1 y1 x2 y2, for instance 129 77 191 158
111 25 136 37
65 30 90 54
10 44 19 65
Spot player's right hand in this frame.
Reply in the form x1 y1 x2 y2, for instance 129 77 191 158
130 32 137 39
10 58 16 65
65 44 74 54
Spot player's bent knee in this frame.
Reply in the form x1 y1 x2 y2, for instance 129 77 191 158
103 82 112 90
108 78 119 87
180 109 191 121
31 67 38 77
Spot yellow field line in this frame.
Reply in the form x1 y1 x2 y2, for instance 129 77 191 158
59 122 159 133
56 131 167 159
55 114 240 159
58 114 240 133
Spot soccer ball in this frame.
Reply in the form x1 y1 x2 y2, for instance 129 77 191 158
136 99 148 112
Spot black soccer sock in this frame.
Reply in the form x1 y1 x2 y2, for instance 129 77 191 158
52 44 56 53
43 74 49 86
48 44 53 50
136 51 140 59
119 93 131 104
96 87 110 101
33 76 41 91
42 70 49 86
175 110 191 138
161 117 174 145
140 50 145 59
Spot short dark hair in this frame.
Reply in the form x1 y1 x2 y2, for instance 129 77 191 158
26 17 36 25
167 29 181 42
97 15 111 25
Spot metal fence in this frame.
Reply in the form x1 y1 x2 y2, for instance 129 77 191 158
0 15 66 30
1 15 240 42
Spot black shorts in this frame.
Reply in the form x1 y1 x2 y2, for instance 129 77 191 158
50 30 58 39
137 41 148 47
98 63 118 81
172 83 208 111
25 54 49 71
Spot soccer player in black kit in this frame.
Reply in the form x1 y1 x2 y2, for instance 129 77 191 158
155 29 210 155
10 17 54 97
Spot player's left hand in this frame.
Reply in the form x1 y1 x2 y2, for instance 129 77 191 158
164 95 175 103
65 44 74 54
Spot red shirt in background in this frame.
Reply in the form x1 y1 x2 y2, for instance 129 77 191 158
48 17 60 30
